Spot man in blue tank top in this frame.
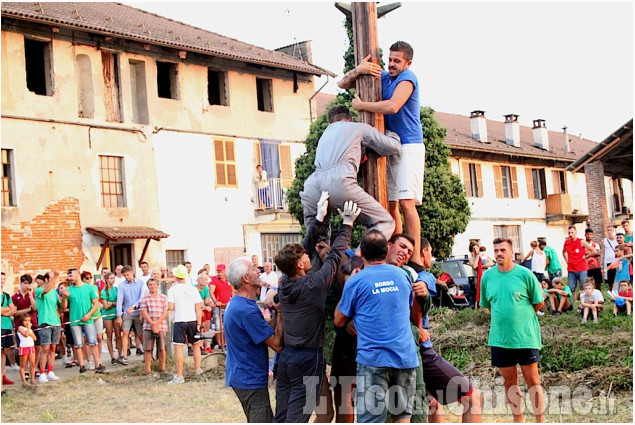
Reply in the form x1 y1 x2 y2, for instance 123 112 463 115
338 41 425 266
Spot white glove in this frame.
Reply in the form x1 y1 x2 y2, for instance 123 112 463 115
337 201 361 227
316 191 329 223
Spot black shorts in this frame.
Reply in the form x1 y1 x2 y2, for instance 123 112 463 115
172 321 198 345
617 304 627 313
420 346 472 405
1 328 15 349
491 346 540 368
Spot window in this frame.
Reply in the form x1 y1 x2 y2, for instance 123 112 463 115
129 60 149 124
461 162 483 197
156 61 179 99
552 170 567 194
102 51 122 122
75 54 94 118
99 155 126 207
208 69 228 106
214 139 237 187
494 225 522 261
166 250 186 270
526 168 546 200
261 233 302 271
494 165 518 198
108 244 132 271
611 178 626 214
24 38 54 96
256 78 273 112
1 149 15 207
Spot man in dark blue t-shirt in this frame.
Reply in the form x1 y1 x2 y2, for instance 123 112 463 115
224 257 283 423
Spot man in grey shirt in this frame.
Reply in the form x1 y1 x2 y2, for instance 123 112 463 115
300 105 401 240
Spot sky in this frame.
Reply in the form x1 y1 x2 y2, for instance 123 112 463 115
126 1 634 143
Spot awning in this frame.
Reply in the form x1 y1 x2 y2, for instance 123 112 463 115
86 226 169 269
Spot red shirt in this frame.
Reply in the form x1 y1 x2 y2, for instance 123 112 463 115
12 291 38 329
585 241 601 270
564 238 588 272
210 276 233 304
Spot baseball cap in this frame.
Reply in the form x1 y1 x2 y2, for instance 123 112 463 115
216 264 226 271
172 264 188 279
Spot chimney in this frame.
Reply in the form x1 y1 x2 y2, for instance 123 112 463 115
532 119 549 150
470 110 487 143
275 40 312 63
562 126 570 153
504 114 521 147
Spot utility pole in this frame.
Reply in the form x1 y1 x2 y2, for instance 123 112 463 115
335 2 401 210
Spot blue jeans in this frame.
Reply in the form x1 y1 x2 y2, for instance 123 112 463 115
356 363 417 423
568 270 588 291
274 346 325 423
69 323 97 347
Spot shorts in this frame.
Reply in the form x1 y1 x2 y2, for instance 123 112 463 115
202 309 212 322
420 346 473 405
356 363 417 422
1 328 15 349
172 321 199 345
19 346 35 356
38 325 61 346
143 330 166 351
617 304 627 313
567 271 588 292
387 143 425 204
64 323 75 346
122 315 143 334
93 317 104 336
70 323 97 348
491 347 541 368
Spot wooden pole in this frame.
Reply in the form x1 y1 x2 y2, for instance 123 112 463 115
351 2 388 209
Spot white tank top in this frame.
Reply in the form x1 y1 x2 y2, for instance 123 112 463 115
603 237 618 265
17 327 35 348
531 249 547 274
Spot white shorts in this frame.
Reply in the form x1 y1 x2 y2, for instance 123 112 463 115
387 143 425 204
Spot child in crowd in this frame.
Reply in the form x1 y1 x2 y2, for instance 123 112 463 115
17 314 37 385
579 279 604 324
608 244 632 292
608 280 633 317
548 277 572 316
537 278 551 316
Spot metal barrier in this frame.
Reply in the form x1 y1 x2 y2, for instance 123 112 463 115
254 178 289 211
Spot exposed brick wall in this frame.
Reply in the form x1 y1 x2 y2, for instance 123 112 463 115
584 161 609 241
1 197 84 292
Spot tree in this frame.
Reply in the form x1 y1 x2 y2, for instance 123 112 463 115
288 16 470 256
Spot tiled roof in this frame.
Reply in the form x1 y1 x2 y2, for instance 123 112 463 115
86 226 169 241
436 111 598 162
1 2 335 77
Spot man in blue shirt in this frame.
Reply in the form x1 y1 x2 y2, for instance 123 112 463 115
334 230 418 423
115 265 147 365
339 41 425 266
224 257 283 423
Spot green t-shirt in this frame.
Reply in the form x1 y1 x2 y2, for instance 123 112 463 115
480 265 543 349
88 284 102 320
100 287 118 320
543 246 562 274
198 285 210 300
67 284 97 326
1 292 13 330
35 287 61 326
558 285 573 302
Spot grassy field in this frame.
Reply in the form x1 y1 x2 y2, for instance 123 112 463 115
1 308 632 423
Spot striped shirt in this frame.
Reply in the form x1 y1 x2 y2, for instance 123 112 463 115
139 293 168 332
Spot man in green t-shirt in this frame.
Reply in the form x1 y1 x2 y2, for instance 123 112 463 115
59 269 106 374
539 240 562 281
480 238 545 423
2 272 17 389
34 271 63 383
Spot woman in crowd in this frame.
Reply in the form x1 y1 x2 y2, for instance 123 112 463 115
523 240 547 282
100 272 122 365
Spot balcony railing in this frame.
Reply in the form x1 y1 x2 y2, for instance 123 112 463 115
254 178 292 211
546 193 587 223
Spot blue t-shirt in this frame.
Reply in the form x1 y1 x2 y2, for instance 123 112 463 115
416 270 437 349
381 69 423 145
224 296 274 390
615 258 631 282
338 263 418 369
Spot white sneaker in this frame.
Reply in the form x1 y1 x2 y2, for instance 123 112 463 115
536 311 544 316
63 356 71 365
87 362 95 370
46 371 60 381
38 373 49 383
167 375 185 385
9 364 20 371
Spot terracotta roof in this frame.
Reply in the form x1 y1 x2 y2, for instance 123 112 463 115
435 111 598 162
86 226 169 241
1 2 335 77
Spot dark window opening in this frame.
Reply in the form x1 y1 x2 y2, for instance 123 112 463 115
207 69 228 106
156 61 178 99
256 78 273 112
24 38 53 96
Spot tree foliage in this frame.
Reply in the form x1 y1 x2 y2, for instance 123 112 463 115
289 16 470 257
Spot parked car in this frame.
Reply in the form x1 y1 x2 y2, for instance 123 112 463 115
433 257 473 308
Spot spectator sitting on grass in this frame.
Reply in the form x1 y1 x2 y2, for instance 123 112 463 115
608 280 633 317
538 278 551 316
547 277 572 316
579 279 604 324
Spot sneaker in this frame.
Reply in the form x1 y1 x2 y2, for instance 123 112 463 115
136 348 143 356
2 375 14 385
127 349 131 357
9 364 20 371
553 311 561 317
203 347 213 354
34 370 40 378
95 364 107 374
87 362 95 370
593 318 599 323
46 371 59 381
111 358 117 365
79 365 87 374
38 373 49 383
195 370 207 381
101 347 109 354
536 311 544 316
117 357 128 365
63 356 71 365
581 318 587 324
24 371 30 380
55 353 63 360
167 375 185 385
